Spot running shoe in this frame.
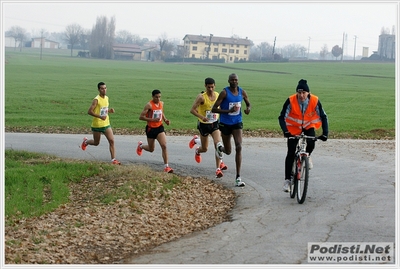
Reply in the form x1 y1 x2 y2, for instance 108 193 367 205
81 137 88 151
215 141 223 159
216 168 223 178
283 179 290 192
220 161 227 171
112 159 121 165
136 141 143 156
308 156 313 169
189 135 198 149
195 147 202 163
164 166 173 173
235 177 245 187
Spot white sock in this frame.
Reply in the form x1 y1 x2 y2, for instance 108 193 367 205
165 164 169 168
195 138 201 145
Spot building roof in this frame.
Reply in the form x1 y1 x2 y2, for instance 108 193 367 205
112 44 141 53
31 37 59 44
183 34 253 46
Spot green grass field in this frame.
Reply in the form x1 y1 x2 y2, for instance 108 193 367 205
4 47 395 139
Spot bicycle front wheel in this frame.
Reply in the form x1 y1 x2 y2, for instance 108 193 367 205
297 155 309 204
290 160 296 198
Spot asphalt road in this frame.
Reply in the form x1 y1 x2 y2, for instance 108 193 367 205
4 133 396 266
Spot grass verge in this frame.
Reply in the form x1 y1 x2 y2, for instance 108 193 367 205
4 150 236 264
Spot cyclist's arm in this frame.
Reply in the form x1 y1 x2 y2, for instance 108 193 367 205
316 100 329 136
278 98 291 133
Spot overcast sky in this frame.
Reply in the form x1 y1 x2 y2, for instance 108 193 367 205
2 1 398 55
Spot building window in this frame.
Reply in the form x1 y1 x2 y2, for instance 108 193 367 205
236 45 239 47
236 50 239 54
229 49 234 53
222 48 227 53
192 41 198 44
214 48 218 52
222 43 226 46
193 46 197 51
244 50 247 55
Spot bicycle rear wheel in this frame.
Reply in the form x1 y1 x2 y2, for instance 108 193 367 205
297 155 309 204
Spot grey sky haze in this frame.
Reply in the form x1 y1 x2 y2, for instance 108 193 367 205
2 1 398 55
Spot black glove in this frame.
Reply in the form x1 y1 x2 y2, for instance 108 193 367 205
318 135 328 141
284 131 293 138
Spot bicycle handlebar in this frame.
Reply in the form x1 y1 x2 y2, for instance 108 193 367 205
288 134 319 141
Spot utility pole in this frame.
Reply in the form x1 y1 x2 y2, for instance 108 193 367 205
40 29 45 60
272 36 276 59
207 33 213 60
353 35 357 60
341 32 345 62
307 37 311 59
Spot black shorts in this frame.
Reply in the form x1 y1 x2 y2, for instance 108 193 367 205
145 125 165 139
197 121 219 137
219 122 243 136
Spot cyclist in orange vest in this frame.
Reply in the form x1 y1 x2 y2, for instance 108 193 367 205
278 79 329 192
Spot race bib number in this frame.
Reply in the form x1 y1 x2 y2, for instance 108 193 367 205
205 110 218 122
228 102 241 116
100 107 108 117
153 109 162 121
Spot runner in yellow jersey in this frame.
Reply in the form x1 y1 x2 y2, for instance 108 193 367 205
189 77 227 178
80 82 120 165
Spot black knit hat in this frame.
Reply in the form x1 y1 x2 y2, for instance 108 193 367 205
296 79 309 92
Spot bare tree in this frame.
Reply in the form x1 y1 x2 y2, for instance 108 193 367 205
281 44 306 58
8 26 27 51
79 29 90 52
90 16 116 59
319 44 329 59
162 41 176 59
259 42 273 61
65 23 83 56
157 33 168 60
115 30 134 44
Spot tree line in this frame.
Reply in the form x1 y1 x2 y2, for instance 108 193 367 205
7 15 392 61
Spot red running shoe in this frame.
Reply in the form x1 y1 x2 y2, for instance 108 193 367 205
164 166 173 173
195 147 202 163
189 135 198 149
81 137 88 151
136 141 143 156
112 159 121 165
220 161 227 171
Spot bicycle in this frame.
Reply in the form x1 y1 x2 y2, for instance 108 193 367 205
288 132 319 204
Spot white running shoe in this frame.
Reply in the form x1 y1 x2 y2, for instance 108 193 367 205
215 141 223 159
283 179 290 192
235 177 245 187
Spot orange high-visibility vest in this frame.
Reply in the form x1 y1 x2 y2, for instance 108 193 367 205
285 94 322 135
